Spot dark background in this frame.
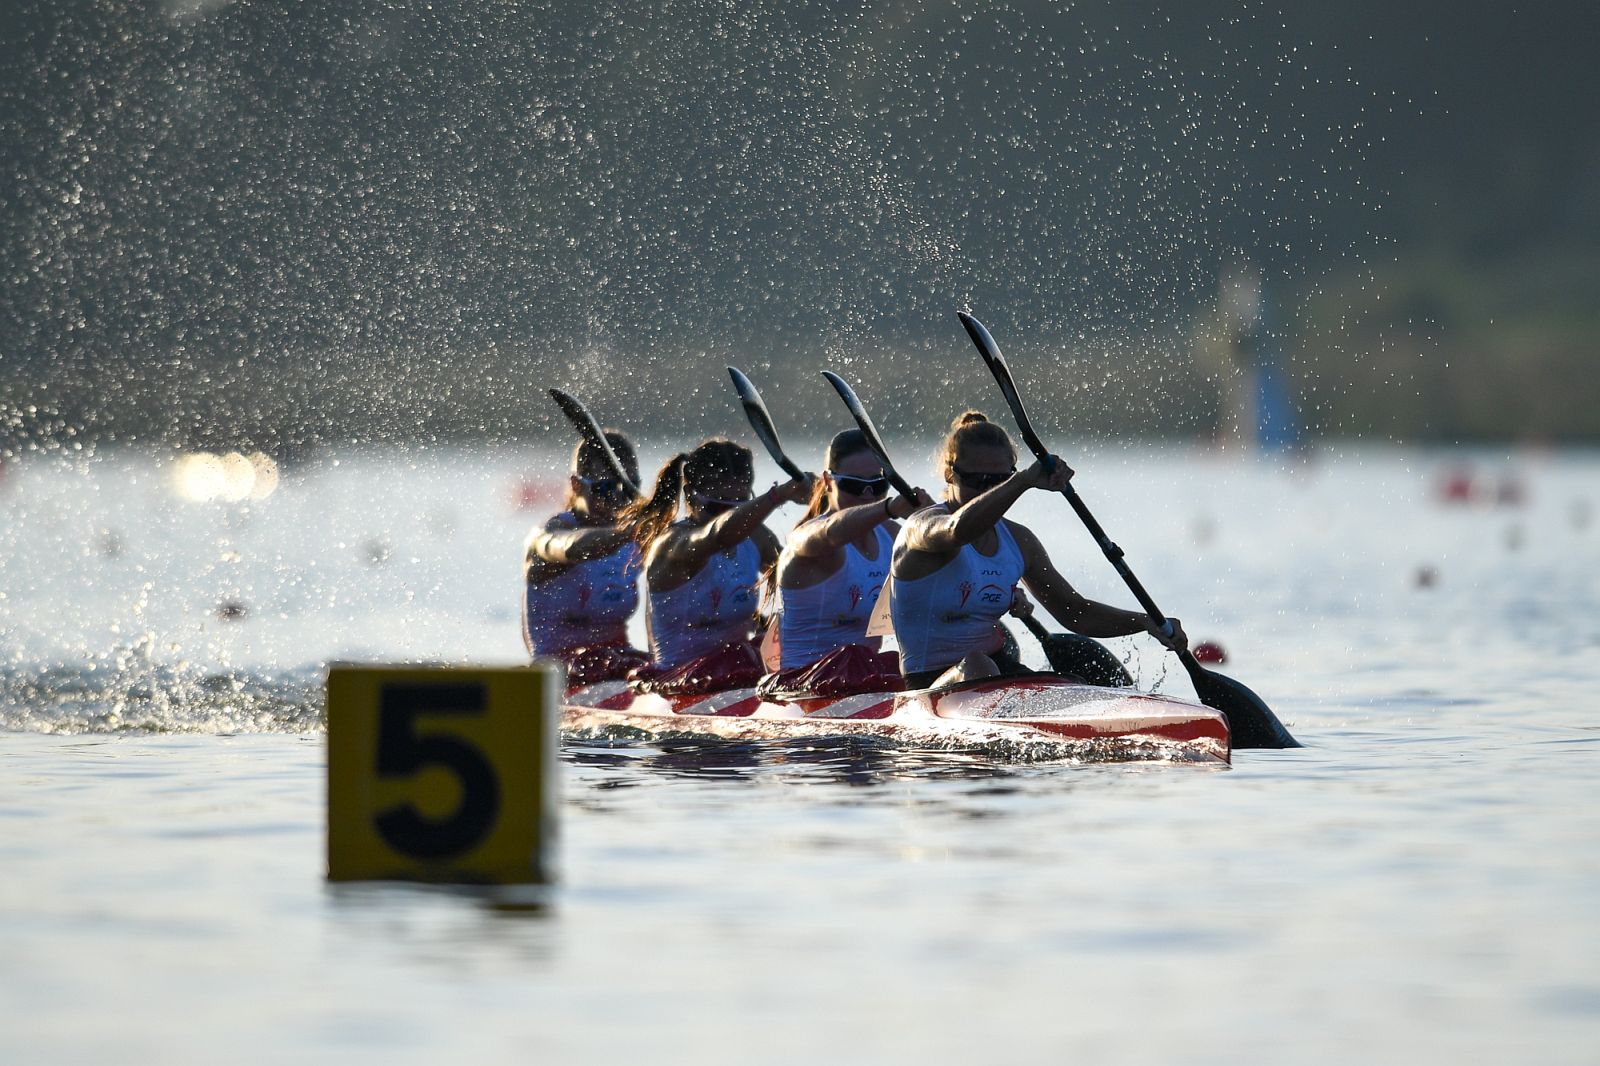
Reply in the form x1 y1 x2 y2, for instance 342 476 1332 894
4 0 1597 452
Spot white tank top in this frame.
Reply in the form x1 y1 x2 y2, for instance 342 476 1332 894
890 516 1026 675
646 528 763 669
522 513 642 656
775 524 894 669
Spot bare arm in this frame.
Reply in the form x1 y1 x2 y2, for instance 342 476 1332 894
653 476 812 582
525 516 630 584
1011 521 1188 649
903 456 1072 555
788 490 928 559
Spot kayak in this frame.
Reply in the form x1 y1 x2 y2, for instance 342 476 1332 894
563 674 1231 764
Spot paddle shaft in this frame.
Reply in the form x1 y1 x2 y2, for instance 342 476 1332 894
956 312 1213 680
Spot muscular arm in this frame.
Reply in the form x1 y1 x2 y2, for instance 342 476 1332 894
525 517 630 584
789 495 918 559
902 476 1032 555
651 477 811 587
1010 521 1153 638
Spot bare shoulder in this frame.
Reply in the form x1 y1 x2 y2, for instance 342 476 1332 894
787 512 830 547
903 501 951 532
1001 518 1048 560
526 512 577 553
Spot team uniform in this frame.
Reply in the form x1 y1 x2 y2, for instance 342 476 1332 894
773 525 893 669
645 528 762 670
890 514 1025 688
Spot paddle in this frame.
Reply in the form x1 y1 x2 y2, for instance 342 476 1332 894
956 310 1300 748
819 371 918 499
726 367 807 481
825 369 1134 689
546 388 640 498
1015 613 1135 687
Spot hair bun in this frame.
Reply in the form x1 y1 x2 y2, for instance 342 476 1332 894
954 410 989 428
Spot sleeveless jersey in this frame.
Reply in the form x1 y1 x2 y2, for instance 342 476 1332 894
890 516 1026 675
775 525 894 669
646 530 763 669
522 513 642 656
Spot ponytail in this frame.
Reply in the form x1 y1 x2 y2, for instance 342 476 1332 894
620 454 687 549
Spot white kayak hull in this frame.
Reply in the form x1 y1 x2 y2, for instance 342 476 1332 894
563 674 1230 764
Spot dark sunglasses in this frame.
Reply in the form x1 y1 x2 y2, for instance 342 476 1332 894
689 490 752 514
950 465 1015 491
577 475 632 500
829 472 889 498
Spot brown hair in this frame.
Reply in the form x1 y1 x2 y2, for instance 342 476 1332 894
939 411 1016 480
620 438 753 548
563 430 640 512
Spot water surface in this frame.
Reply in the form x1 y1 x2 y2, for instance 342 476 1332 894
2 444 1597 1063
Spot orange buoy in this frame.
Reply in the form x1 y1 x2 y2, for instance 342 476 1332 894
1192 640 1227 664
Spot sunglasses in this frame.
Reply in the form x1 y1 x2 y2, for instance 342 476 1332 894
950 465 1015 491
577 475 633 500
829 472 889 498
689 490 752 514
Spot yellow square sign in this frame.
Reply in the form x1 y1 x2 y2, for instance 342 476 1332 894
326 662 561 884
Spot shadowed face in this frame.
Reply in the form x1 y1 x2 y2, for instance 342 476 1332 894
571 454 631 521
945 443 1015 509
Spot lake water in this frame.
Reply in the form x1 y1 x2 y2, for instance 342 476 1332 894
2 442 1597 1064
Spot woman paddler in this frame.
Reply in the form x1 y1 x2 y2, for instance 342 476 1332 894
522 431 650 684
761 430 933 694
890 411 1188 690
622 439 812 688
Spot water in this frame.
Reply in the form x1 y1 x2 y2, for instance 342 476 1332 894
2 443 1598 1064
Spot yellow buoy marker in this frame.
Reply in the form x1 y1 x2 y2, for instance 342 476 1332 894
326 662 560 884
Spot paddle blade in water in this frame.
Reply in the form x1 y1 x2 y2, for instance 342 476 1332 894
1184 661 1300 748
1037 633 1135 688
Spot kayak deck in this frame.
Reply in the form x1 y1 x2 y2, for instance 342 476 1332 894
563 674 1230 764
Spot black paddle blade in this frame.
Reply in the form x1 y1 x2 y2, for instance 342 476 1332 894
819 371 917 499
1017 614 1134 687
546 388 640 497
726 367 806 481
1039 634 1135 688
1182 658 1300 748
957 311 1052 463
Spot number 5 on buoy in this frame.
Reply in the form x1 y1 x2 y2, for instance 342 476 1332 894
326 663 560 884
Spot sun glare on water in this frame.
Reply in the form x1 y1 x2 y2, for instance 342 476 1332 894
172 451 278 502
